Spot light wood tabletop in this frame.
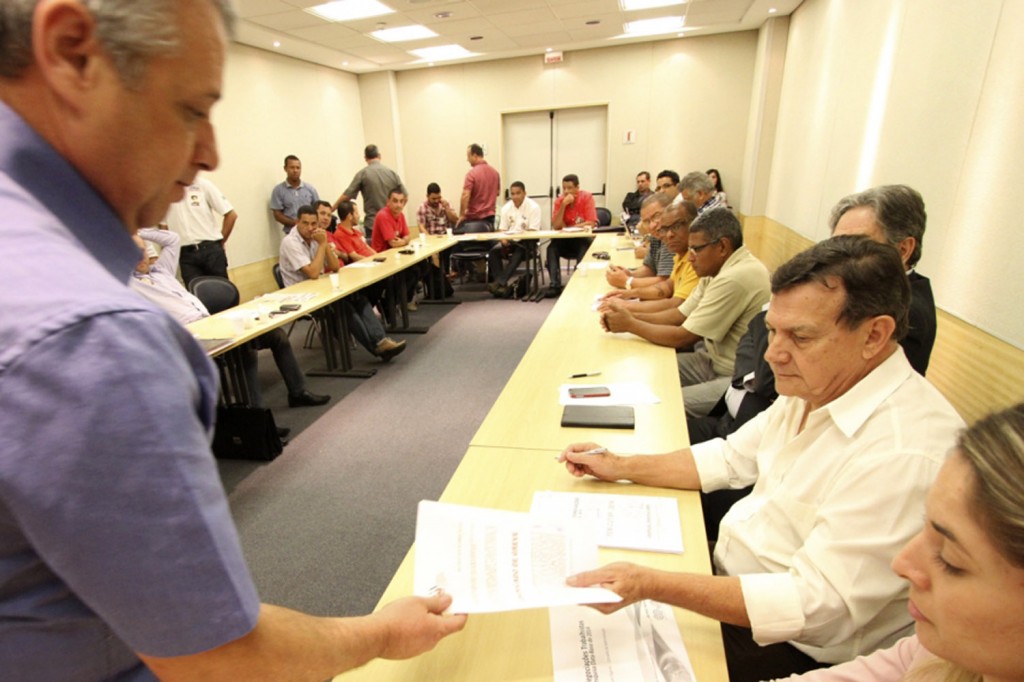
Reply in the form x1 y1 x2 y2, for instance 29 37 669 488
335 445 727 682
470 233 689 454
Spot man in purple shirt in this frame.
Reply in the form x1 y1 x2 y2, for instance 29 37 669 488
0 1 464 680
458 142 501 228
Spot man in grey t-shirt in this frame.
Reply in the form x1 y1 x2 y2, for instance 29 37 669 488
333 144 406 238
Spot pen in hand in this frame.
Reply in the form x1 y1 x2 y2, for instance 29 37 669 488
568 372 601 379
555 447 607 462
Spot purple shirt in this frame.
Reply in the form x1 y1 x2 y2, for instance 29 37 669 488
0 101 259 680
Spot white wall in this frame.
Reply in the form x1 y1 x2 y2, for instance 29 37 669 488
207 44 364 269
391 33 759 219
765 0 1024 347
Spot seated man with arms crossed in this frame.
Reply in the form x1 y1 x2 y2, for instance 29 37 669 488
600 201 699 314
562 236 965 682
131 228 329 411
602 208 771 417
281 206 405 362
604 193 675 293
488 180 542 298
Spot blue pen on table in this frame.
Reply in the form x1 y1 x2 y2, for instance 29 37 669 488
568 371 601 379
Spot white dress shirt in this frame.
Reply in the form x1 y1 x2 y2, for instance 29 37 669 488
691 349 964 663
129 229 209 324
162 177 233 245
498 197 542 233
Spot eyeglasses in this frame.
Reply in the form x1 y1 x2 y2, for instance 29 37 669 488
687 239 720 255
654 220 688 236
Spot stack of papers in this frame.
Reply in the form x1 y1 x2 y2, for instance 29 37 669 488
413 501 621 614
531 492 684 554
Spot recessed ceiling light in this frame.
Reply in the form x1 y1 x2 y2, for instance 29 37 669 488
342 60 350 65
768 7 777 13
371 25 437 42
623 16 685 36
273 41 281 47
545 47 552 52
434 11 453 19
619 0 683 11
470 35 483 40
306 0 394 22
585 20 600 25
409 44 476 61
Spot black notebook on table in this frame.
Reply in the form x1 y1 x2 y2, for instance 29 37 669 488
560 405 635 430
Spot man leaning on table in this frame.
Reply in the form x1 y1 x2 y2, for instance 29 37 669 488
281 206 405 361
602 208 771 417
599 200 699 314
560 236 964 682
604 192 674 291
0 1 461 680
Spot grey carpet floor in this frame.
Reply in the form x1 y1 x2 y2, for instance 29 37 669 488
217 288 555 617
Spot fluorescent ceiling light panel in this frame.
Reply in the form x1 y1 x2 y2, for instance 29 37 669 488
371 25 437 42
306 0 394 22
624 16 685 35
620 0 684 10
409 44 475 61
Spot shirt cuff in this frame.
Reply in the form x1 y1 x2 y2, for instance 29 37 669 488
739 572 806 645
691 440 731 492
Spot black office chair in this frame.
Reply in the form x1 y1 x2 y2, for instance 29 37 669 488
450 220 493 284
593 206 624 233
188 276 239 315
271 264 319 348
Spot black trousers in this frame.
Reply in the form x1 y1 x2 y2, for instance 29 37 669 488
721 623 828 682
179 241 228 285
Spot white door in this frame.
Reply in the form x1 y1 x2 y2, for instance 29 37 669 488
503 106 608 229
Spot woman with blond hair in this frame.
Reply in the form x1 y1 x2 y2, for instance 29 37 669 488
778 403 1024 681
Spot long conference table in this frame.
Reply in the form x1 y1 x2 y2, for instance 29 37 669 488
338 233 728 680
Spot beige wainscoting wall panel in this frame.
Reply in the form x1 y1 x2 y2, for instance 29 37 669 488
742 214 1024 424
228 258 280 304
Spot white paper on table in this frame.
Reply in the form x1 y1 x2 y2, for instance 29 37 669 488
413 500 621 614
579 261 608 270
550 601 697 682
346 261 382 268
562 226 588 233
559 383 660 407
531 492 684 554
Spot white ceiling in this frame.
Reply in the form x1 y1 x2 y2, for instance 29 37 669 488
234 0 803 74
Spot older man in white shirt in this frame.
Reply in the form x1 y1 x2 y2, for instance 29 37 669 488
560 236 964 682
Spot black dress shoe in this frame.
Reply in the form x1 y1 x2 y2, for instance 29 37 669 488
288 390 330 407
276 427 291 439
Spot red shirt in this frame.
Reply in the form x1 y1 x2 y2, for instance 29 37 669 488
371 208 409 252
462 161 500 220
553 189 597 228
329 225 374 259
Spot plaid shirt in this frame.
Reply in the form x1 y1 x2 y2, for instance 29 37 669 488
417 199 454 235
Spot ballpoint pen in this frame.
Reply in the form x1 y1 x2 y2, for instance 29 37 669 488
568 371 601 379
555 447 606 462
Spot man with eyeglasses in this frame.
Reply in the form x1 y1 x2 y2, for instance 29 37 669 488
602 208 770 417
604 192 674 291
600 201 700 314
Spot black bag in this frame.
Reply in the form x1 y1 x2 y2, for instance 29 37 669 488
212 405 283 461
508 273 531 299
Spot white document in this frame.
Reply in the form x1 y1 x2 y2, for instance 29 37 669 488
559 383 661 407
414 501 622 614
550 601 696 682
346 261 382 268
531 492 684 554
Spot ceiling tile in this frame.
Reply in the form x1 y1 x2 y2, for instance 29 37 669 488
235 0 298 18
246 10 327 30
511 30 574 48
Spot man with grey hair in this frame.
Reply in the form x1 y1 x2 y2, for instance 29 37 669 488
0 2 463 680
829 184 935 374
605 192 675 291
563 236 963 681
602 208 771 417
680 170 727 214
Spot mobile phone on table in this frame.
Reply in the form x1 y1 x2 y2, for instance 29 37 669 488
568 386 611 399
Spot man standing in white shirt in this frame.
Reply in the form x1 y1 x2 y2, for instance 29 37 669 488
561 236 964 682
160 175 237 286
488 181 541 297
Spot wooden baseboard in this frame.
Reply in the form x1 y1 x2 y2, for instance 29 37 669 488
740 214 1023 424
